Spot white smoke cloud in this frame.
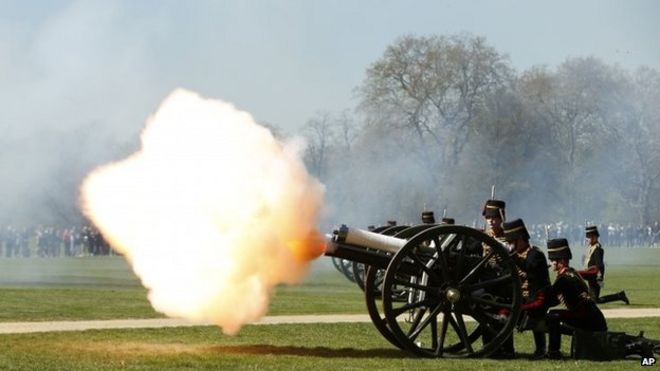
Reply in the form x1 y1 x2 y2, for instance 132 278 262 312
80 89 325 334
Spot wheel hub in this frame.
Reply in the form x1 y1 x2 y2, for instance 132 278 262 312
446 287 461 303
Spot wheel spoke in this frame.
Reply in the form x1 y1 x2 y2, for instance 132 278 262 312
453 312 474 354
454 235 468 280
393 278 439 292
441 233 462 252
437 310 450 357
391 298 433 317
408 303 443 341
469 311 498 338
406 307 428 339
469 295 514 309
431 316 438 350
464 274 513 291
433 236 451 282
408 253 442 282
459 250 494 285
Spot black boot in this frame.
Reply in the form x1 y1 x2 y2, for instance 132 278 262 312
546 350 562 359
532 331 546 359
620 291 630 305
598 291 629 305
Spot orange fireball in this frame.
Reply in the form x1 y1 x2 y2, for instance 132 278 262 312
80 89 325 335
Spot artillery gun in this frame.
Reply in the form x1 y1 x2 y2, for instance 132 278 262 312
325 224 521 358
324 223 660 360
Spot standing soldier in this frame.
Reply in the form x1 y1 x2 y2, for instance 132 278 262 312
520 238 608 359
578 225 629 304
421 211 436 224
482 199 506 243
481 199 514 358
502 218 551 359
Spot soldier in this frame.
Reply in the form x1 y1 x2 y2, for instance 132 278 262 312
421 211 454 225
440 217 455 224
578 225 629 305
502 218 550 359
482 199 506 242
480 199 514 358
521 238 607 359
421 211 435 224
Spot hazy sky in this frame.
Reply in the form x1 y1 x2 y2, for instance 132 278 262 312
2 0 658 135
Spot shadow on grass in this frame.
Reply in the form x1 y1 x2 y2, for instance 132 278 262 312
205 344 407 358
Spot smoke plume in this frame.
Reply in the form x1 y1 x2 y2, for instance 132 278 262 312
80 88 325 334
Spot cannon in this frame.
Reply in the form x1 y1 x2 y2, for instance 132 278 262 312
325 224 522 358
325 223 660 360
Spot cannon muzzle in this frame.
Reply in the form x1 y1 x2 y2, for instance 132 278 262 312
324 225 406 270
330 225 406 254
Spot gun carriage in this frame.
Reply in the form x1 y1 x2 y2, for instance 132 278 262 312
325 223 660 359
325 224 521 358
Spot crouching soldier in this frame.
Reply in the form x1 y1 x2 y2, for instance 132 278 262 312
502 218 551 359
521 238 607 359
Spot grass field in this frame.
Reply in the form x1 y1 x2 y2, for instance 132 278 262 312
1 319 658 370
1 248 658 322
0 248 659 369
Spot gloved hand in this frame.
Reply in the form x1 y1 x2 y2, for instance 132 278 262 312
493 308 510 322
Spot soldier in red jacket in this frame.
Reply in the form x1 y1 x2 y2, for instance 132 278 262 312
521 238 608 359
502 218 551 359
578 225 629 304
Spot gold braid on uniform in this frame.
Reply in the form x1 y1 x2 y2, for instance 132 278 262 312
584 242 597 268
482 230 506 267
562 268 593 302
516 248 530 300
558 293 565 305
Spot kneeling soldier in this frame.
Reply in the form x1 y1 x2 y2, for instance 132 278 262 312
502 218 551 359
579 225 629 305
521 238 608 359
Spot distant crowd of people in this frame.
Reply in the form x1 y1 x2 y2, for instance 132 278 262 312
525 221 660 248
0 225 112 258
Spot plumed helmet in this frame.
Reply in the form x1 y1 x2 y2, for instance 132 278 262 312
547 238 572 261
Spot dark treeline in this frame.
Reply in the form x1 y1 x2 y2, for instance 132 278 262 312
303 34 660 229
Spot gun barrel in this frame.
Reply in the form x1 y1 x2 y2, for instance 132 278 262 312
333 225 406 253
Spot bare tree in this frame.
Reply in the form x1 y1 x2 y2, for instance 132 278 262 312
357 34 513 178
614 67 660 224
302 112 335 180
519 58 627 220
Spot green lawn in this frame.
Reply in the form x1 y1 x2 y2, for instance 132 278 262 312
0 318 657 370
0 249 659 321
0 257 367 321
0 250 659 369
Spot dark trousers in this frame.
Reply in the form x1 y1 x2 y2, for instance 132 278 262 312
589 281 626 304
483 331 514 356
532 330 546 354
546 302 607 352
589 281 601 299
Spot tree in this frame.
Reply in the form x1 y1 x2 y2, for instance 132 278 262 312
614 67 660 224
302 112 334 180
518 58 627 221
357 34 513 181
